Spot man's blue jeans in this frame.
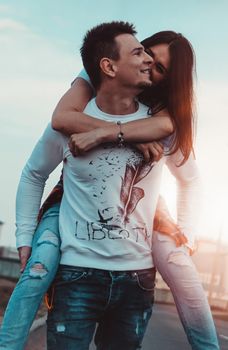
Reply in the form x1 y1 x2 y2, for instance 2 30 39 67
47 265 156 350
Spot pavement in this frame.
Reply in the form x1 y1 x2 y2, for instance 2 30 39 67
25 303 228 350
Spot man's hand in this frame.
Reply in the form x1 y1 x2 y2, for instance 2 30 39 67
135 141 164 162
68 129 104 156
18 246 32 273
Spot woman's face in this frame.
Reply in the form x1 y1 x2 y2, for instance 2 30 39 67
145 43 170 85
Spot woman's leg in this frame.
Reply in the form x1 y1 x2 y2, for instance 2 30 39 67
152 232 220 350
0 203 61 350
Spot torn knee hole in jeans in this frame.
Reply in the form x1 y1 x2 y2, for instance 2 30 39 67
37 229 59 247
29 263 48 278
168 251 192 267
56 323 66 333
156 232 172 242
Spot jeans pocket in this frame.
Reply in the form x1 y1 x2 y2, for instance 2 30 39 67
46 270 87 311
54 270 87 286
135 269 156 291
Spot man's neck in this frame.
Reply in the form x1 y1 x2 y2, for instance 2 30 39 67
95 85 140 115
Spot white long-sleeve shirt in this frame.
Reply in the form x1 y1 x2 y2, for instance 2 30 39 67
16 98 201 270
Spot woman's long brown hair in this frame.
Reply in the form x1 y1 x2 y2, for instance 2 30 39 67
140 31 196 165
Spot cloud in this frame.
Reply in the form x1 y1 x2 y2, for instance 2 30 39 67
0 16 82 132
0 18 28 31
0 17 81 80
0 16 82 135
0 4 11 14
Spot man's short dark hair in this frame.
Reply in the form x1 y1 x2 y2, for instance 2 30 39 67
80 21 136 90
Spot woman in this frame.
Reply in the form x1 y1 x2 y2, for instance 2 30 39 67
0 31 219 350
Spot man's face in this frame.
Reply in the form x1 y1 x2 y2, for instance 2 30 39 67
113 34 153 90
145 43 170 85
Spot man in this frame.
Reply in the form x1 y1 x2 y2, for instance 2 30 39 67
15 22 197 349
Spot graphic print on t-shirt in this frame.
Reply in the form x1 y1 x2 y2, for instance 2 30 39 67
118 159 154 225
74 143 156 244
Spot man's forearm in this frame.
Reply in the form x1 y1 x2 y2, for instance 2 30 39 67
16 167 46 248
15 124 64 248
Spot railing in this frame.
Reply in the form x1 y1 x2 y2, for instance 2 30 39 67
0 257 20 281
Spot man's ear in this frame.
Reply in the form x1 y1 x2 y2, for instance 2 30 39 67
100 58 117 78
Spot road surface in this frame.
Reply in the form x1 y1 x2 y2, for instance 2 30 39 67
25 303 228 349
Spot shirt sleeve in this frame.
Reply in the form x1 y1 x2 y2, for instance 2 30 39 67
165 150 202 249
160 133 175 152
71 68 95 93
15 123 66 248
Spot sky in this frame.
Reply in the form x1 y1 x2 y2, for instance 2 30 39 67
0 0 228 247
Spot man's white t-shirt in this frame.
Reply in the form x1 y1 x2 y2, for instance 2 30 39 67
16 98 200 270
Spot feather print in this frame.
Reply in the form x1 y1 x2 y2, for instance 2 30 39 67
119 160 155 224
135 161 155 184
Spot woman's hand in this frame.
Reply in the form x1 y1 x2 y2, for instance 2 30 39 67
154 214 188 247
154 195 188 248
135 141 164 162
69 130 165 160
68 128 106 156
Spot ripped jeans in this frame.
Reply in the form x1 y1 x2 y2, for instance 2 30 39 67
152 232 220 350
0 203 61 350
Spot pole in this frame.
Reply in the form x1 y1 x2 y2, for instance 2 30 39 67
208 222 223 306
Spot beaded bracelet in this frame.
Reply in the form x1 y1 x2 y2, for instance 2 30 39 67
117 120 124 147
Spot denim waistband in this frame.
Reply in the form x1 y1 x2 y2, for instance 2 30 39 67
58 264 155 276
